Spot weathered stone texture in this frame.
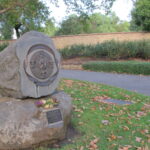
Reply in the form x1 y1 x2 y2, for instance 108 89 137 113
0 43 21 98
0 31 61 98
0 91 72 150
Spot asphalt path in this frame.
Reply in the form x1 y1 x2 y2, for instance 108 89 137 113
60 69 150 96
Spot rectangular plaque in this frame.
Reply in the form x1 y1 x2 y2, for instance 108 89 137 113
46 108 63 124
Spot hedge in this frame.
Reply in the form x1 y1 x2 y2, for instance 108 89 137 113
60 40 150 59
82 61 150 75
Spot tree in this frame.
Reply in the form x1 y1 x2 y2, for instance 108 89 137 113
131 0 150 31
0 0 117 39
43 19 57 36
56 13 130 35
0 0 30 14
0 20 13 40
0 0 116 15
0 0 49 38
56 15 85 35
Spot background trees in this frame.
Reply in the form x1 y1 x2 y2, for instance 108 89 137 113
0 0 117 39
0 0 116 15
0 0 50 39
1 0 150 39
0 0 30 14
56 13 130 35
131 0 150 31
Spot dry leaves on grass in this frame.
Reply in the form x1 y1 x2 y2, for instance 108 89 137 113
122 126 130 131
136 145 150 150
88 138 99 150
101 120 110 125
140 129 149 135
136 111 146 118
118 145 132 150
107 134 117 141
80 146 84 150
136 137 142 143
119 145 150 150
64 79 74 87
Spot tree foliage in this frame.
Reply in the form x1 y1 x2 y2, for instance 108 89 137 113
0 0 116 15
0 0 50 39
131 0 150 31
0 0 30 14
43 19 57 36
56 13 130 35
0 0 117 39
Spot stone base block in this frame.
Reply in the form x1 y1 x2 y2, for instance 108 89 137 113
0 91 72 150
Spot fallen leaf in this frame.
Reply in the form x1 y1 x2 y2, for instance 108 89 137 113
108 134 117 141
136 111 146 118
123 126 130 131
102 120 109 125
80 146 84 150
91 106 97 111
78 122 84 125
140 129 149 135
64 79 74 87
124 95 130 99
118 147 129 150
136 137 142 143
89 138 99 150
118 145 132 150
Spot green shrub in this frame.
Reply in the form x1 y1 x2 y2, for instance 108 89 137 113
82 61 150 75
60 40 150 59
0 43 8 52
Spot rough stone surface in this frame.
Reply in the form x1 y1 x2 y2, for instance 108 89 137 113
0 91 72 150
0 31 61 98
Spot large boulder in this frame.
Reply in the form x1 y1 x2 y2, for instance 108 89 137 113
0 91 72 150
0 31 61 98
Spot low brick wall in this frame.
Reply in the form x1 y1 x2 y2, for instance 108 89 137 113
1 32 150 49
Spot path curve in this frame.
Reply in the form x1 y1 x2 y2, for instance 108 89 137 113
60 69 150 96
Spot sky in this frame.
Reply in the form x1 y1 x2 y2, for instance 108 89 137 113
46 0 134 24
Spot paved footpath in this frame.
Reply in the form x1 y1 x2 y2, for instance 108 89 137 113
60 69 150 96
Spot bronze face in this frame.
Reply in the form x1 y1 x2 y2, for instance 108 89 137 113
30 51 54 80
24 44 59 86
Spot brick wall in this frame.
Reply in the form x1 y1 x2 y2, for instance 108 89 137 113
1 32 150 49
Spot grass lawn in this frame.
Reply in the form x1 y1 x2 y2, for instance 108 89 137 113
39 79 150 150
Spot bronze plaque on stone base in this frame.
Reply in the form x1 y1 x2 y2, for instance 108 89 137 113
46 108 63 128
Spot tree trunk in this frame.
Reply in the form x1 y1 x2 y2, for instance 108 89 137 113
14 23 22 38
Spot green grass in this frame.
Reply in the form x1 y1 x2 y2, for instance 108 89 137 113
38 79 150 150
60 40 150 59
82 61 150 75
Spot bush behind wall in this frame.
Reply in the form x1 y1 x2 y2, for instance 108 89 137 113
60 40 150 59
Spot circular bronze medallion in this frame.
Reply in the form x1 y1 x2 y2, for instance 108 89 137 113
24 44 59 86
29 50 54 80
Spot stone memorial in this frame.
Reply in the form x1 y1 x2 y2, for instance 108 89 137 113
0 31 60 98
0 31 72 150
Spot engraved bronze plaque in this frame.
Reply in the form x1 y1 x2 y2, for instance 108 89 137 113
30 51 54 80
24 44 59 86
46 108 62 124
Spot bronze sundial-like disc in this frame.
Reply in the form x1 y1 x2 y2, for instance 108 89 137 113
24 44 59 86
30 51 54 80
